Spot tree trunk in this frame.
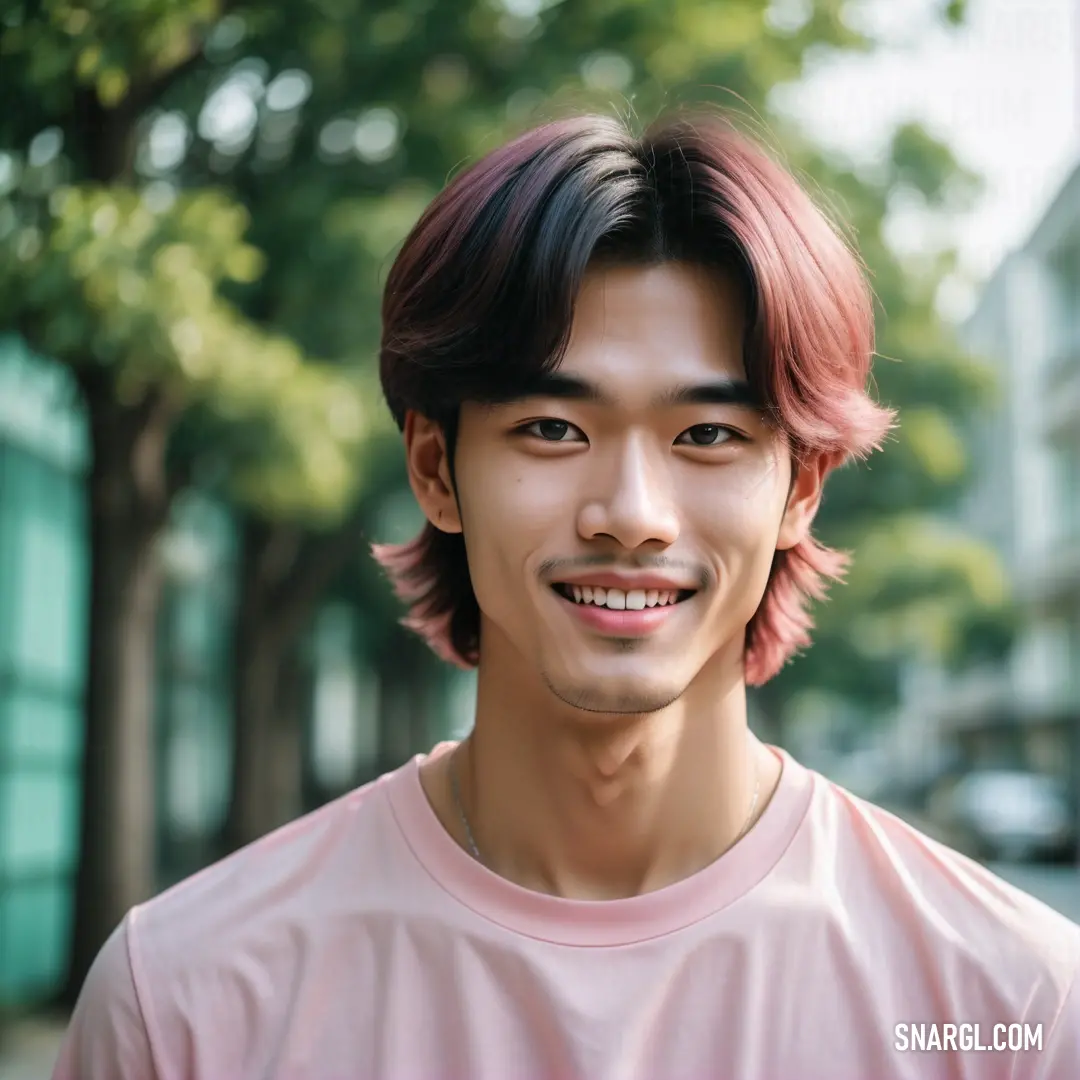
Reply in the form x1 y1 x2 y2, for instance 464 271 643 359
375 631 435 770
64 377 177 1005
53 23 256 1002
226 630 291 851
222 514 365 853
268 647 307 824
224 625 309 851
221 518 293 854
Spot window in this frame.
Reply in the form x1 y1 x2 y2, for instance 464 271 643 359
0 341 89 1006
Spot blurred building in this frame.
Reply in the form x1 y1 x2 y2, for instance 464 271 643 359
910 160 1080 791
0 335 464 1010
0 337 88 1011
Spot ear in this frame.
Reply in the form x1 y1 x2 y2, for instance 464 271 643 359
403 410 463 534
775 452 829 552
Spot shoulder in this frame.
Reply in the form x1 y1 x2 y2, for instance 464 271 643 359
133 768 403 972
60 767 410 1078
52 916 157 1080
801 768 1080 1018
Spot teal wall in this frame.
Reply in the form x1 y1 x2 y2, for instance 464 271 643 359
0 337 89 1007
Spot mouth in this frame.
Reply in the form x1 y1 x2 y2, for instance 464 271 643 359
548 582 696 638
550 583 697 610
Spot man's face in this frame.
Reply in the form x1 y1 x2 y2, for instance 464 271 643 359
408 262 824 715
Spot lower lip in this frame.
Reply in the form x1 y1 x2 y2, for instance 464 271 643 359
552 589 690 636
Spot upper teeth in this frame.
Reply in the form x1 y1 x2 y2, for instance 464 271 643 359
566 586 681 609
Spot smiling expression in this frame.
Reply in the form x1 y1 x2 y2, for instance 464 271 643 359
408 261 824 715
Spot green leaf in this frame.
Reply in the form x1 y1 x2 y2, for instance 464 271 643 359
96 67 130 107
0 0 1010 722
944 0 968 27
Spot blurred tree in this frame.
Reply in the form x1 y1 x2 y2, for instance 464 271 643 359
750 120 1015 732
0 0 1011 998
0 0 371 1001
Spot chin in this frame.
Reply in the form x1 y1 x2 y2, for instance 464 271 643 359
542 668 689 717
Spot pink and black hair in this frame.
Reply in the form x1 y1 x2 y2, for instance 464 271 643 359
373 110 895 685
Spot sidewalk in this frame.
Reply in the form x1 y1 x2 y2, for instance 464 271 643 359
0 1014 66 1080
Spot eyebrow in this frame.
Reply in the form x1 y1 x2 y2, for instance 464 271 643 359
496 371 762 410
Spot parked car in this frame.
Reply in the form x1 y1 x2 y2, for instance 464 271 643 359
941 770 1076 864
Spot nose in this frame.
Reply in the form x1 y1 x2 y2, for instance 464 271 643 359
577 435 680 550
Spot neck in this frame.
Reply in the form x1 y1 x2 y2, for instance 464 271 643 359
449 650 776 901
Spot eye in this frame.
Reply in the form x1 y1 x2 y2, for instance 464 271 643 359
676 424 740 447
518 419 586 443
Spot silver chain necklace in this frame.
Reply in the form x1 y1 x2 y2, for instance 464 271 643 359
449 741 761 865
449 744 483 860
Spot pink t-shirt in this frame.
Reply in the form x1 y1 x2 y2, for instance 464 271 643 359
54 743 1079 1079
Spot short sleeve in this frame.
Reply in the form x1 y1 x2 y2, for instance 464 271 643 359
51 912 159 1080
1029 962 1080 1080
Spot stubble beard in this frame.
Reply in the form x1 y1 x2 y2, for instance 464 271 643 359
540 667 688 718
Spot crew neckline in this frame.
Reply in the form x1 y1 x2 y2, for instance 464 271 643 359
384 741 815 946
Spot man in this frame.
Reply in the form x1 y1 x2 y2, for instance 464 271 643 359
56 111 1078 1079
